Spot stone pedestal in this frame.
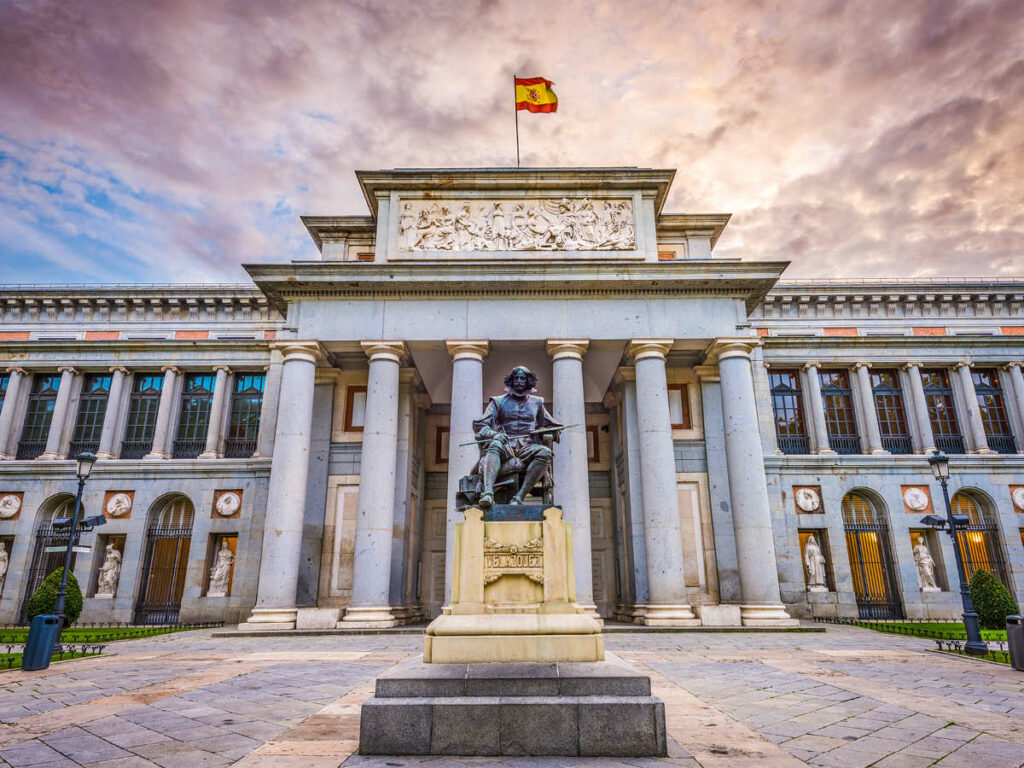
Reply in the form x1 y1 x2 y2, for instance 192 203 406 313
424 506 603 663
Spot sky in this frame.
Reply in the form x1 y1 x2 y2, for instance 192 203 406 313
0 0 1022 284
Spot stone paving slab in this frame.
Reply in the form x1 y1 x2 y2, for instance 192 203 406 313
0 625 1018 766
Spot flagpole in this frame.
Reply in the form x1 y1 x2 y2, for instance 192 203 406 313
513 73 520 167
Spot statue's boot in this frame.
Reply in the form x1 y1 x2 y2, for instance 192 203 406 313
479 452 500 508
511 457 548 505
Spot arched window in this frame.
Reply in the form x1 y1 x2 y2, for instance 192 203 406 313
951 491 1008 587
842 491 903 619
20 495 82 623
135 495 194 624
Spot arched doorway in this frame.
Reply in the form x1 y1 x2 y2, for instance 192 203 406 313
842 491 903 619
20 495 80 624
135 495 194 624
951 491 1008 587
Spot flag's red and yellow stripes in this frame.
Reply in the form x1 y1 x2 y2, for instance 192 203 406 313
515 77 558 113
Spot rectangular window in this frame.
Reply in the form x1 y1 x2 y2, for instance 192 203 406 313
769 370 809 454
345 386 367 431
69 373 111 456
871 370 912 454
224 373 265 458
17 374 60 459
0 372 8 412
819 369 860 454
667 384 691 429
972 368 1016 454
921 369 964 454
173 373 215 458
122 374 164 459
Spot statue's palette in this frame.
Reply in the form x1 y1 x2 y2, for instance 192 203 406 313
483 504 557 522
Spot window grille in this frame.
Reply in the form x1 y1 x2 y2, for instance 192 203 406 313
224 373 264 458
819 369 860 454
921 369 964 454
769 370 809 454
871 370 912 454
135 496 194 624
17 374 60 459
122 374 164 459
172 373 215 459
951 492 1009 587
69 373 111 455
972 369 1016 454
841 492 903 619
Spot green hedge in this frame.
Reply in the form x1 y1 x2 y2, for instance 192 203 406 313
969 569 1019 630
26 570 83 626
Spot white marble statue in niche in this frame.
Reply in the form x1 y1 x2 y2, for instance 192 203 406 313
95 542 122 598
804 534 829 592
0 542 8 595
208 540 234 597
397 198 635 252
913 535 941 592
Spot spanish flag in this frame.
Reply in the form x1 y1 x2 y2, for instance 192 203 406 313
515 77 558 113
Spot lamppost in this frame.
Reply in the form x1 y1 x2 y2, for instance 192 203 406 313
923 451 988 656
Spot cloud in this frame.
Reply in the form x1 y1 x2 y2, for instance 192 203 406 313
0 0 1021 282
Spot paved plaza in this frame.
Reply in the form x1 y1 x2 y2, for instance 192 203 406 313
0 625 1019 767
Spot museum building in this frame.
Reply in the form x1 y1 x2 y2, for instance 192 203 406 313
0 167 1022 629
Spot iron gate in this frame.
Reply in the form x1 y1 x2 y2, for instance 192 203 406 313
134 526 192 624
20 525 77 624
844 523 904 620
956 522 1009 588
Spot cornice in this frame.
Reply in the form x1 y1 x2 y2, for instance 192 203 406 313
0 339 273 355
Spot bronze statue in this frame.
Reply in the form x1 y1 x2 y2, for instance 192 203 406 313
457 366 564 508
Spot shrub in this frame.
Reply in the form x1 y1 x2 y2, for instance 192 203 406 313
26 569 83 626
969 568 1019 630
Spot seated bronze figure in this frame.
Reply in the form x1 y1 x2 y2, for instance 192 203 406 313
457 365 564 508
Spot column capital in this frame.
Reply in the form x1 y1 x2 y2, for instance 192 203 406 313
4 367 27 376
213 365 232 374
445 339 489 362
627 338 674 362
852 362 872 371
57 366 78 375
694 364 721 382
398 367 423 387
272 340 327 365
703 338 759 365
361 340 407 364
802 361 822 371
902 361 922 372
314 367 342 385
612 365 636 385
955 360 974 370
1002 361 1024 370
546 339 589 361
160 365 182 374
602 390 621 408
108 365 130 375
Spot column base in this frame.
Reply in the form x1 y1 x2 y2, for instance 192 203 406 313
36 452 63 461
816 449 837 455
740 604 799 627
143 452 169 460
694 603 742 627
575 602 604 626
197 450 220 460
238 607 298 630
868 448 890 455
638 603 701 627
972 448 997 455
340 605 400 628
94 451 115 460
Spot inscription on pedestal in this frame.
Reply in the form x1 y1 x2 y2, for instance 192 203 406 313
483 538 544 585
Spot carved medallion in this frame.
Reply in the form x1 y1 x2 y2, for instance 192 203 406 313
105 493 132 518
903 487 930 512
397 198 635 252
0 494 21 519
1011 486 1024 512
215 491 241 517
795 487 822 513
483 537 544 585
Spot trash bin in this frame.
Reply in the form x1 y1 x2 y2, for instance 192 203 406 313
1007 615 1024 672
21 614 60 671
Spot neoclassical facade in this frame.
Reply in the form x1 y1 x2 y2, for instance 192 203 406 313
0 167 1022 628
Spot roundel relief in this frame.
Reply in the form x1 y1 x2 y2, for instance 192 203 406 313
215 492 241 517
0 494 21 519
903 487 929 512
105 493 132 518
1012 487 1024 512
795 488 822 513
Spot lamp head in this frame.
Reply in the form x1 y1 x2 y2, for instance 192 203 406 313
927 450 949 481
76 452 97 480
919 514 947 529
81 515 106 529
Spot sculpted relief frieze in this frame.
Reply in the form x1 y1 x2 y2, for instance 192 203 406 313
397 198 635 252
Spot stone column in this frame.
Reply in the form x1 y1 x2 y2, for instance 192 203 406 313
242 341 323 629
38 367 77 460
618 371 649 611
199 366 231 460
342 340 406 626
443 340 488 603
547 339 597 618
626 339 699 626
0 368 27 460
853 363 886 454
803 362 834 454
1006 363 1024 454
956 361 993 453
708 339 796 627
144 366 181 460
904 363 936 453
96 366 129 459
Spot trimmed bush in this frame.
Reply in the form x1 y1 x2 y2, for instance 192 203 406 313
25 569 83 626
969 568 1019 630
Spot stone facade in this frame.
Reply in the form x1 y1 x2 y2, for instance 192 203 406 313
0 168 1021 628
